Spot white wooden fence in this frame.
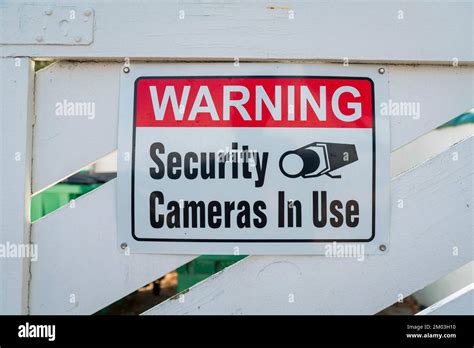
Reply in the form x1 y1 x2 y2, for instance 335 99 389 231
1 0 473 315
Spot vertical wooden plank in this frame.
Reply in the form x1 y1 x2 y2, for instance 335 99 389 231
0 58 35 314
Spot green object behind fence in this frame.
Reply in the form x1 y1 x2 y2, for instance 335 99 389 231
177 255 247 292
31 183 100 222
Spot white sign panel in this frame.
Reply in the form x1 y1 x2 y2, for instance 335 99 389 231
117 64 390 255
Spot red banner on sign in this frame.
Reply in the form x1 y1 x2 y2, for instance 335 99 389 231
135 77 374 128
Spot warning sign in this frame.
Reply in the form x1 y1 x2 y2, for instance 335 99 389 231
117 64 390 255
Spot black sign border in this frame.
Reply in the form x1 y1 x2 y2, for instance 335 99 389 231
131 76 376 243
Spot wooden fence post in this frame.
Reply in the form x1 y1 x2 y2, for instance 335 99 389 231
0 58 35 314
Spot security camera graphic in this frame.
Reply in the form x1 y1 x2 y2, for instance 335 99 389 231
279 142 358 179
